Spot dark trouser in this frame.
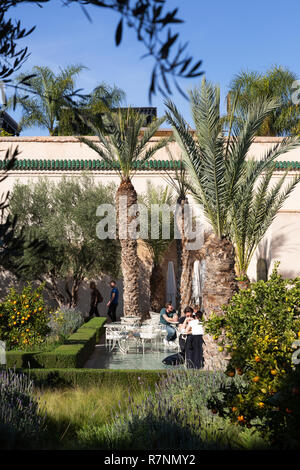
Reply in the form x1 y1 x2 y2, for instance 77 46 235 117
179 335 186 353
107 302 118 322
185 335 204 369
89 303 100 317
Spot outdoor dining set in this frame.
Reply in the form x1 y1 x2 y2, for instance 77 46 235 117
104 312 180 355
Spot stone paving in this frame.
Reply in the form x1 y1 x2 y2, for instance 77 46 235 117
84 334 184 370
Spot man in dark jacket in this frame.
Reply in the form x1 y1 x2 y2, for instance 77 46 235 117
107 280 119 322
89 281 103 318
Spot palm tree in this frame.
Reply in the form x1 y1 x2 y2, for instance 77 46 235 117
80 109 168 317
226 65 300 136
165 78 300 317
163 150 192 313
231 161 300 281
10 65 85 135
57 82 125 135
139 182 175 311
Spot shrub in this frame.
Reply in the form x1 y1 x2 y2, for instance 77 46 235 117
5 317 107 369
205 265 300 430
263 364 300 448
48 306 84 339
0 369 46 448
0 283 50 350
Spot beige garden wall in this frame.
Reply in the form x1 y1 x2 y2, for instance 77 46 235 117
0 133 300 311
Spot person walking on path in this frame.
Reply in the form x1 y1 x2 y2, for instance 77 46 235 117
107 280 119 322
89 281 103 318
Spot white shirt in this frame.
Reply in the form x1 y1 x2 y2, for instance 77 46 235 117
189 319 204 335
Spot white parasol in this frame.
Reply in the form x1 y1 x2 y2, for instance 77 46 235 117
192 260 201 305
166 261 176 308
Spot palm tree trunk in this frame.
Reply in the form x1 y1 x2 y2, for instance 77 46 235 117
175 238 182 310
150 263 165 312
116 178 140 317
202 233 237 315
202 233 238 370
180 247 193 312
178 198 193 313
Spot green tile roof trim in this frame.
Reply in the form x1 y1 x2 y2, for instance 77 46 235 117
0 159 300 171
0 159 185 171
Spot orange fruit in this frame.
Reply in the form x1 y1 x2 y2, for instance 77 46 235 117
270 369 277 376
252 376 260 383
254 356 261 362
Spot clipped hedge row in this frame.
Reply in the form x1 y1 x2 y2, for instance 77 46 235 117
23 368 168 389
5 317 106 369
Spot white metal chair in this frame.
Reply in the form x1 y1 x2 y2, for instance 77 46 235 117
139 325 160 354
104 324 129 354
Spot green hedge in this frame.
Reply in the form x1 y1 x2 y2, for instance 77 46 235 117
5 317 106 369
23 368 168 389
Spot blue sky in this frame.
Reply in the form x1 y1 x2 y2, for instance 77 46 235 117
8 0 300 135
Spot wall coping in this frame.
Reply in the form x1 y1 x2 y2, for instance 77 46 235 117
0 132 293 143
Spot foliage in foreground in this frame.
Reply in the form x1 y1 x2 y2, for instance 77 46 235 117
76 371 267 450
205 265 300 445
0 369 46 449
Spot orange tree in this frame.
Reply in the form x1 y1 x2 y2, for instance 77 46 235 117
204 265 300 428
0 283 50 350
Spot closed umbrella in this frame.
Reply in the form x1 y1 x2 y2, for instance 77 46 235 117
192 260 201 305
166 261 176 308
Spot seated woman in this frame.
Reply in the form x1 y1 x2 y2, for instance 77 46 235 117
183 310 204 369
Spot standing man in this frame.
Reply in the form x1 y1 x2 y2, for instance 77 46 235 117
107 280 119 322
89 281 103 318
159 302 178 348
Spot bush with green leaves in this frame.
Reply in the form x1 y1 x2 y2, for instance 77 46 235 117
263 364 300 448
0 369 46 449
204 264 300 430
48 306 84 340
0 283 50 350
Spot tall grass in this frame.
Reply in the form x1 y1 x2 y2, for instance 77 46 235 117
36 383 147 449
35 371 270 450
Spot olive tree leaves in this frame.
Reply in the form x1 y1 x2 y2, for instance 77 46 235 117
65 0 203 102
0 1 203 108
